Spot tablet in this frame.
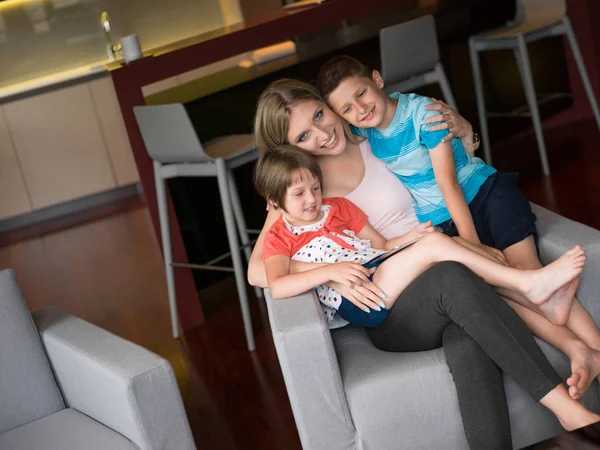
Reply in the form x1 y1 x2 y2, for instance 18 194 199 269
362 237 420 269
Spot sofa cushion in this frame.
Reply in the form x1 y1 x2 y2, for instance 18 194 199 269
0 269 64 434
333 325 469 450
332 325 600 450
0 408 140 450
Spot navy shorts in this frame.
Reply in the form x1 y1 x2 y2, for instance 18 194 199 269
436 172 538 251
335 275 389 327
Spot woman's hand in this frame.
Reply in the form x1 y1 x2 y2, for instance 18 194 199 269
327 279 387 312
425 99 474 148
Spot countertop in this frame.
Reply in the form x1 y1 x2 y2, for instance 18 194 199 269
0 20 243 105
0 62 112 105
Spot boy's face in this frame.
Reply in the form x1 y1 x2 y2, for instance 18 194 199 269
278 169 323 226
327 71 394 130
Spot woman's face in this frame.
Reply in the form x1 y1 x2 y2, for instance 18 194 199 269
286 100 347 156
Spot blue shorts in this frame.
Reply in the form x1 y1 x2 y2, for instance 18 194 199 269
437 172 538 251
337 297 389 327
335 276 389 327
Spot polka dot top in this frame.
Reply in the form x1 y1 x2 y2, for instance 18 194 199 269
263 198 385 328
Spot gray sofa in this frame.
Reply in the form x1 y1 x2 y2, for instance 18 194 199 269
266 204 600 450
0 269 196 450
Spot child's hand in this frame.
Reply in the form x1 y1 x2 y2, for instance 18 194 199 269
475 243 508 266
326 260 374 290
411 221 437 239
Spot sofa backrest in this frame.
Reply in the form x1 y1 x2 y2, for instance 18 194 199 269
0 269 64 434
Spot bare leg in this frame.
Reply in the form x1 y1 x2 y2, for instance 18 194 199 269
505 299 600 400
455 236 579 324
504 236 600 344
374 233 584 312
568 301 600 351
453 236 506 264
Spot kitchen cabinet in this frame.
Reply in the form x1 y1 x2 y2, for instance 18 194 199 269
3 83 117 209
89 77 139 186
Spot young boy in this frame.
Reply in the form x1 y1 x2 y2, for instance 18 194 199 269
315 55 587 316
316 55 503 243
255 145 584 329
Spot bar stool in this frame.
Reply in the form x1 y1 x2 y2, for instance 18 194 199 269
380 15 459 111
134 103 261 351
469 0 600 175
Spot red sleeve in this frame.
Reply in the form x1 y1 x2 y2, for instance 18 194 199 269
329 198 368 234
262 220 294 261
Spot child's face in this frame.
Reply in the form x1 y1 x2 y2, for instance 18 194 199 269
287 100 347 156
327 72 393 130
279 169 323 226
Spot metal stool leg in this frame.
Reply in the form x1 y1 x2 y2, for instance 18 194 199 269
154 162 180 339
469 39 493 165
435 62 459 112
217 159 256 351
228 169 264 299
515 35 550 176
563 17 600 132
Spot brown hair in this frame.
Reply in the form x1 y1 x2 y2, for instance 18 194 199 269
317 55 372 100
253 144 323 211
254 78 359 153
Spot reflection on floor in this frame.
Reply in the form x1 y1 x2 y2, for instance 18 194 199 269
1 117 599 449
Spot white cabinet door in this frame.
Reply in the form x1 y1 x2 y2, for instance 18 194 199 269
4 83 117 209
0 107 32 220
89 77 139 186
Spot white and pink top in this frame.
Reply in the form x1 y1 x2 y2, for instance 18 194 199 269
263 198 385 328
345 140 418 240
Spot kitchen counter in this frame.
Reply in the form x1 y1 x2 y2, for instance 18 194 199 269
0 62 110 105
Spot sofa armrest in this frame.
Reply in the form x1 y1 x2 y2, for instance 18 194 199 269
265 289 357 449
532 203 600 324
31 306 195 450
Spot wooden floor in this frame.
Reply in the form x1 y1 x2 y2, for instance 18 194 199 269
1 116 600 449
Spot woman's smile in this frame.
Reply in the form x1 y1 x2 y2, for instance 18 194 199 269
321 129 338 148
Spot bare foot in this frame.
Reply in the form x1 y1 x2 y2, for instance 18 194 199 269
539 277 580 325
559 410 600 431
567 341 600 400
541 384 600 431
523 246 585 325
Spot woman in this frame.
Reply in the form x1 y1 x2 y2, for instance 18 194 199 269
248 79 600 449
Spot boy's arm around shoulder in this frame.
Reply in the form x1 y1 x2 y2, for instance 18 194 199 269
411 96 479 243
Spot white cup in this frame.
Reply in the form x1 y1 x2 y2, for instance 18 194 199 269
120 34 142 63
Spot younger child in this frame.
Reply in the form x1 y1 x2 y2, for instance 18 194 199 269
255 145 585 328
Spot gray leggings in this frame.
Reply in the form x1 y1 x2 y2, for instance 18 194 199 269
366 261 562 450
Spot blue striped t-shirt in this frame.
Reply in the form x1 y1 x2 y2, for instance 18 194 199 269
352 92 496 225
